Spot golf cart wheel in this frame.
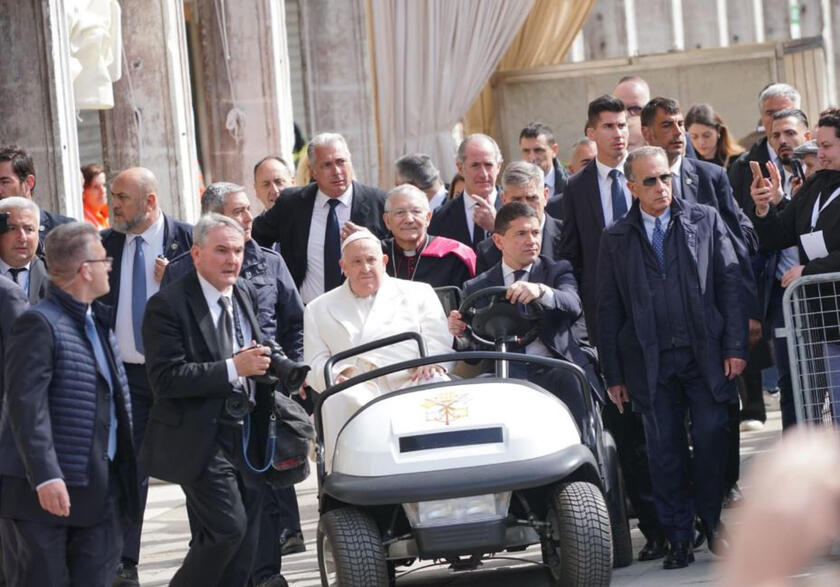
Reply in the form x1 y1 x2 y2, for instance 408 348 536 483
317 508 389 587
544 481 612 587
609 492 634 568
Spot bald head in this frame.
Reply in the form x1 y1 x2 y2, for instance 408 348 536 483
613 77 650 113
110 167 161 234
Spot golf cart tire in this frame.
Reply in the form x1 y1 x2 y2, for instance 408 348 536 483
545 481 612 587
610 496 634 568
317 508 389 587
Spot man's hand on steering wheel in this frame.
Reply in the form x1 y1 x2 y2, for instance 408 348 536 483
506 281 544 305
448 310 467 337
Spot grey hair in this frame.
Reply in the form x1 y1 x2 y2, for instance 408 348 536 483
200 181 247 215
759 83 801 111
0 195 40 219
385 184 429 212
193 213 244 247
502 161 544 189
456 134 503 165
394 153 440 190
571 137 595 149
44 222 99 280
307 132 350 165
624 146 668 181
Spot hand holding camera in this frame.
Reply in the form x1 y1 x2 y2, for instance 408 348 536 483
233 341 271 378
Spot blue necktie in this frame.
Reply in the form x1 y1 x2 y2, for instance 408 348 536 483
84 313 118 461
324 199 342 291
132 236 147 354
609 169 627 222
652 217 666 272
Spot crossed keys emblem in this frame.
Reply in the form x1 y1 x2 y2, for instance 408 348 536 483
421 392 471 425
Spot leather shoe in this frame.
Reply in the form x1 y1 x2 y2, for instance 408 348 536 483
112 561 140 587
693 519 706 550
703 520 730 557
638 537 669 561
663 541 694 569
723 483 744 508
279 528 306 556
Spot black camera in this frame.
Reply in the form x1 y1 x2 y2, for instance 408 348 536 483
250 340 310 391
224 388 254 419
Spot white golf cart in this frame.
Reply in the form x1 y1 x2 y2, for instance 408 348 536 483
313 286 632 586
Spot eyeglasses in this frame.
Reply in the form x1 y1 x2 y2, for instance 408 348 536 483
387 207 427 220
81 257 113 269
626 105 643 116
640 174 673 187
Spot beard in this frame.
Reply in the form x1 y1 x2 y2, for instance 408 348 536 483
112 209 147 233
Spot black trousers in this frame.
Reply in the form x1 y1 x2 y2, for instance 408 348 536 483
602 401 664 542
0 476 122 587
121 364 151 565
253 485 301 581
172 425 266 587
642 348 730 543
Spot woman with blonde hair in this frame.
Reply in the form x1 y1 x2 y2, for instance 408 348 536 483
685 103 744 170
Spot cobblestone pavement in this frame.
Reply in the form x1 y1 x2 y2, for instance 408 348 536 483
138 394 838 586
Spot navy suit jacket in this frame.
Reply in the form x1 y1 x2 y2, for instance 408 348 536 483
251 181 387 288
428 188 503 250
98 213 194 330
474 215 563 276
596 199 747 412
679 156 759 319
0 277 29 407
463 255 602 401
557 161 604 341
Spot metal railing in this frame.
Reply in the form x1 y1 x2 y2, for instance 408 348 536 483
780 272 840 425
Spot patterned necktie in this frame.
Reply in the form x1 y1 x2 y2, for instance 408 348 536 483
83 313 117 461
324 199 342 291
8 267 26 284
132 236 147 354
609 169 628 222
652 217 666 271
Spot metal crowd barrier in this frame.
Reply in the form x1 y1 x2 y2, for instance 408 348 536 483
780 272 840 425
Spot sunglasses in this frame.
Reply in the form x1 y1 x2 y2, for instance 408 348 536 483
640 174 673 187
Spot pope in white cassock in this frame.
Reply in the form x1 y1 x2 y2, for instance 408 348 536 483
304 229 454 464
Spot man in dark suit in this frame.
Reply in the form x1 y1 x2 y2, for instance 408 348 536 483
729 83 801 211
142 214 281 586
558 94 631 343
252 132 387 304
475 161 563 275
598 147 747 569
519 122 570 201
0 198 49 303
0 145 74 254
448 202 601 425
395 153 449 211
162 183 303 585
0 222 138 586
253 156 296 213
428 134 504 251
641 96 760 505
97 167 193 585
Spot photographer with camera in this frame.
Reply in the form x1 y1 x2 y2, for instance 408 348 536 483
141 214 290 587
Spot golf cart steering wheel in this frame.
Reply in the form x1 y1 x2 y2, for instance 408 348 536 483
458 286 544 348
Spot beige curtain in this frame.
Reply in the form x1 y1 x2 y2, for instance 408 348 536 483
369 0 535 188
464 0 595 137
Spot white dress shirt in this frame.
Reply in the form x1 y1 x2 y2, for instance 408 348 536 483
0 259 31 294
595 157 631 226
300 186 353 304
197 273 252 383
115 212 165 364
544 164 556 194
462 189 497 242
501 261 554 356
429 188 447 211
670 156 682 198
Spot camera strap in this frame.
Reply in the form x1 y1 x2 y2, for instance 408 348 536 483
241 412 277 473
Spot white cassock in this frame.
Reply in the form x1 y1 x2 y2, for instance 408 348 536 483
304 276 453 467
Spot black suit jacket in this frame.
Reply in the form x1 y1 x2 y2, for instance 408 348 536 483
557 161 604 341
549 158 570 198
428 188 503 250
597 199 747 412
140 271 266 485
729 137 772 213
0 277 29 408
251 181 387 288
463 256 601 401
679 157 759 318
99 213 193 330
474 216 563 275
